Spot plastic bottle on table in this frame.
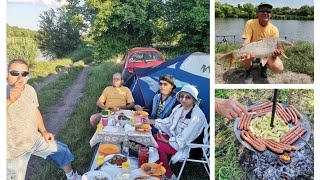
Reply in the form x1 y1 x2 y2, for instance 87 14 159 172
122 132 130 157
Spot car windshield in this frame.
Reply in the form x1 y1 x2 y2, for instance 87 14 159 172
129 51 162 62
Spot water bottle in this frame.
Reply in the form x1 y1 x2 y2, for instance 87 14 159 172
122 132 130 157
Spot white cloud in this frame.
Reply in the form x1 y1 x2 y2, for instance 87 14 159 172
7 0 67 6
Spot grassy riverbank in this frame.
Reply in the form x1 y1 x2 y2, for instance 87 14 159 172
215 89 314 179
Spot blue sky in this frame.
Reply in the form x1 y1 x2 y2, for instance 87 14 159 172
7 0 64 30
216 0 314 8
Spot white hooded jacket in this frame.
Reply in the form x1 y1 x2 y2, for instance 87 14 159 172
154 104 207 164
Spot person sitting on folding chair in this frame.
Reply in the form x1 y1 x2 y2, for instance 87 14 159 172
142 84 207 180
134 74 180 134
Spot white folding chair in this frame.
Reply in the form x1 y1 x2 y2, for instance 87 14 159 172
170 122 210 180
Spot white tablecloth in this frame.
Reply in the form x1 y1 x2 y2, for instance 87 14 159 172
89 111 158 148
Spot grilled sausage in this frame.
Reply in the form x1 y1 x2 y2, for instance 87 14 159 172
241 131 266 152
281 125 301 143
288 107 298 124
248 101 271 112
258 137 284 154
285 128 307 145
237 115 246 130
276 110 288 124
285 127 307 145
282 127 304 144
285 108 294 124
289 105 303 120
268 139 296 151
276 104 290 122
245 114 254 130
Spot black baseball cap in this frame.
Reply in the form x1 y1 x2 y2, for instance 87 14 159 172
258 2 273 10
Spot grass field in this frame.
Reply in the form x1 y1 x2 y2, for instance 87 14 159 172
215 89 314 179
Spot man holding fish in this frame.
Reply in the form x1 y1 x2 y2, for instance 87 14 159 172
241 2 287 83
220 2 293 84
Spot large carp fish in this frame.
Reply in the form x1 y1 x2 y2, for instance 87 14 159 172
219 38 293 68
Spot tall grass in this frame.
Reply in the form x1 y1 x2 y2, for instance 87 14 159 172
215 89 314 179
7 37 38 64
215 41 314 79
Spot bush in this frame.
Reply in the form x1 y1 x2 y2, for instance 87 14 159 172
68 47 94 63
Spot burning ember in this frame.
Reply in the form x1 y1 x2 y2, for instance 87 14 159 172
239 135 314 179
279 154 291 164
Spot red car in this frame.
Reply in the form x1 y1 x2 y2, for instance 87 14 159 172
121 47 165 81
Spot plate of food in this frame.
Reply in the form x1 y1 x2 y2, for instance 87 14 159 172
81 170 112 180
141 163 166 176
99 144 119 157
134 124 152 132
134 111 149 116
104 154 128 167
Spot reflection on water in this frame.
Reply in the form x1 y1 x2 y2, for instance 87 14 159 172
215 18 314 43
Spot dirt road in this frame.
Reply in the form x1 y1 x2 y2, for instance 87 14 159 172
25 64 90 179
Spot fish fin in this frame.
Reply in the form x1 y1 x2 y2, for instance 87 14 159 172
280 51 288 59
229 56 235 69
219 53 236 68
260 58 268 67
219 52 233 61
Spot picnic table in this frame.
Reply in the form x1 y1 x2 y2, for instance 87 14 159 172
85 110 162 180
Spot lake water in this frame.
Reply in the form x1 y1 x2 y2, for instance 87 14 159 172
215 18 314 43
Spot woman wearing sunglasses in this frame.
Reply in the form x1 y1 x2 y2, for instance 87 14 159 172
142 84 207 179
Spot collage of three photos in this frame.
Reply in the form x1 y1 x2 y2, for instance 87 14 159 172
6 0 314 180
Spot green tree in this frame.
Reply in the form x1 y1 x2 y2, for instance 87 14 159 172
85 0 164 61
37 8 82 58
297 5 313 16
242 3 255 18
165 0 209 52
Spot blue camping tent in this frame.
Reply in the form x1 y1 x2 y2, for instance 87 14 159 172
124 52 210 122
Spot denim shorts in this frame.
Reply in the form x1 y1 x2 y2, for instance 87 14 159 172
7 133 74 180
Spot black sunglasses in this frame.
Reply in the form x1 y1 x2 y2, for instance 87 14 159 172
9 70 29 77
258 10 272 14
179 94 192 100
